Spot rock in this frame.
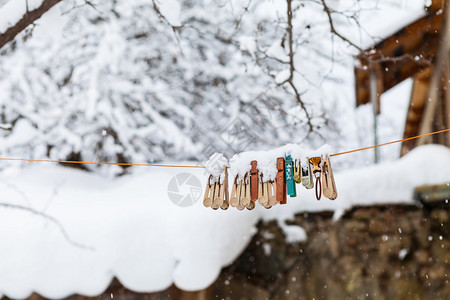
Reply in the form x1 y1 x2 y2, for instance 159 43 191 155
385 278 421 300
378 235 402 258
432 240 450 265
414 249 430 264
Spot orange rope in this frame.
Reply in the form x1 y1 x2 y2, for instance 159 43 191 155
0 128 448 168
330 128 450 157
0 157 206 168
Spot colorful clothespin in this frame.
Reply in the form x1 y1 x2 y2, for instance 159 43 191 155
301 160 314 189
203 175 214 207
309 157 322 201
293 159 301 184
321 154 338 200
285 154 296 197
276 157 287 204
250 160 259 202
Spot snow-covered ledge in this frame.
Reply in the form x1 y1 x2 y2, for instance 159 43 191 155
0 145 448 298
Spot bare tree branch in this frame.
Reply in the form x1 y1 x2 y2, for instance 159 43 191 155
151 0 181 30
284 0 314 134
0 202 94 250
320 0 363 53
0 0 62 50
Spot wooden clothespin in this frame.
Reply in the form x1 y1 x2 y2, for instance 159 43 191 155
211 180 221 210
321 154 338 200
250 160 259 202
220 198 229 209
236 181 246 210
230 175 240 208
240 172 251 208
276 157 287 204
203 175 214 207
246 200 255 210
293 159 301 184
258 172 269 207
219 167 230 209
285 154 296 198
231 175 245 210
301 159 314 189
309 157 322 201
268 180 277 207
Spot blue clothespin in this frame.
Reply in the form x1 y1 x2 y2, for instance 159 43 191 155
285 154 296 197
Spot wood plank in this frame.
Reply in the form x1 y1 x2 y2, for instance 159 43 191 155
355 11 444 106
418 0 450 146
400 68 432 156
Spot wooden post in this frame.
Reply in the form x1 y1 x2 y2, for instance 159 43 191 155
418 0 450 145
400 68 432 156
369 62 383 163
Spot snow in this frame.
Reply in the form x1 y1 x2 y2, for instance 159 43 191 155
228 144 333 182
0 145 448 298
399 248 408 260
205 153 227 183
279 223 307 243
0 163 259 297
351 1 426 49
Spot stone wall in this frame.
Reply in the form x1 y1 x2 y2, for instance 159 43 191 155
213 204 450 299
7 204 450 300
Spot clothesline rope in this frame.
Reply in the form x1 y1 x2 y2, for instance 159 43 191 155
0 128 448 168
330 128 450 157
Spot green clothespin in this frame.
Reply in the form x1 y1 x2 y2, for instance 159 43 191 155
285 154 296 197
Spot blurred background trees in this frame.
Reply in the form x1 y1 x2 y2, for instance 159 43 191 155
0 0 424 176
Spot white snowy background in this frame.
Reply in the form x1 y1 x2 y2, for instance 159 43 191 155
0 0 448 298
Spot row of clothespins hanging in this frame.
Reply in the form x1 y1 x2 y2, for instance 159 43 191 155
203 154 337 210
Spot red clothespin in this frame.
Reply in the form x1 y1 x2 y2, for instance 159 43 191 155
250 160 258 202
276 157 287 204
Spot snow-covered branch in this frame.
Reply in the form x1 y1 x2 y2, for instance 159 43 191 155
0 201 94 250
0 0 62 49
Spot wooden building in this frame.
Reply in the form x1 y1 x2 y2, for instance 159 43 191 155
354 0 450 156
